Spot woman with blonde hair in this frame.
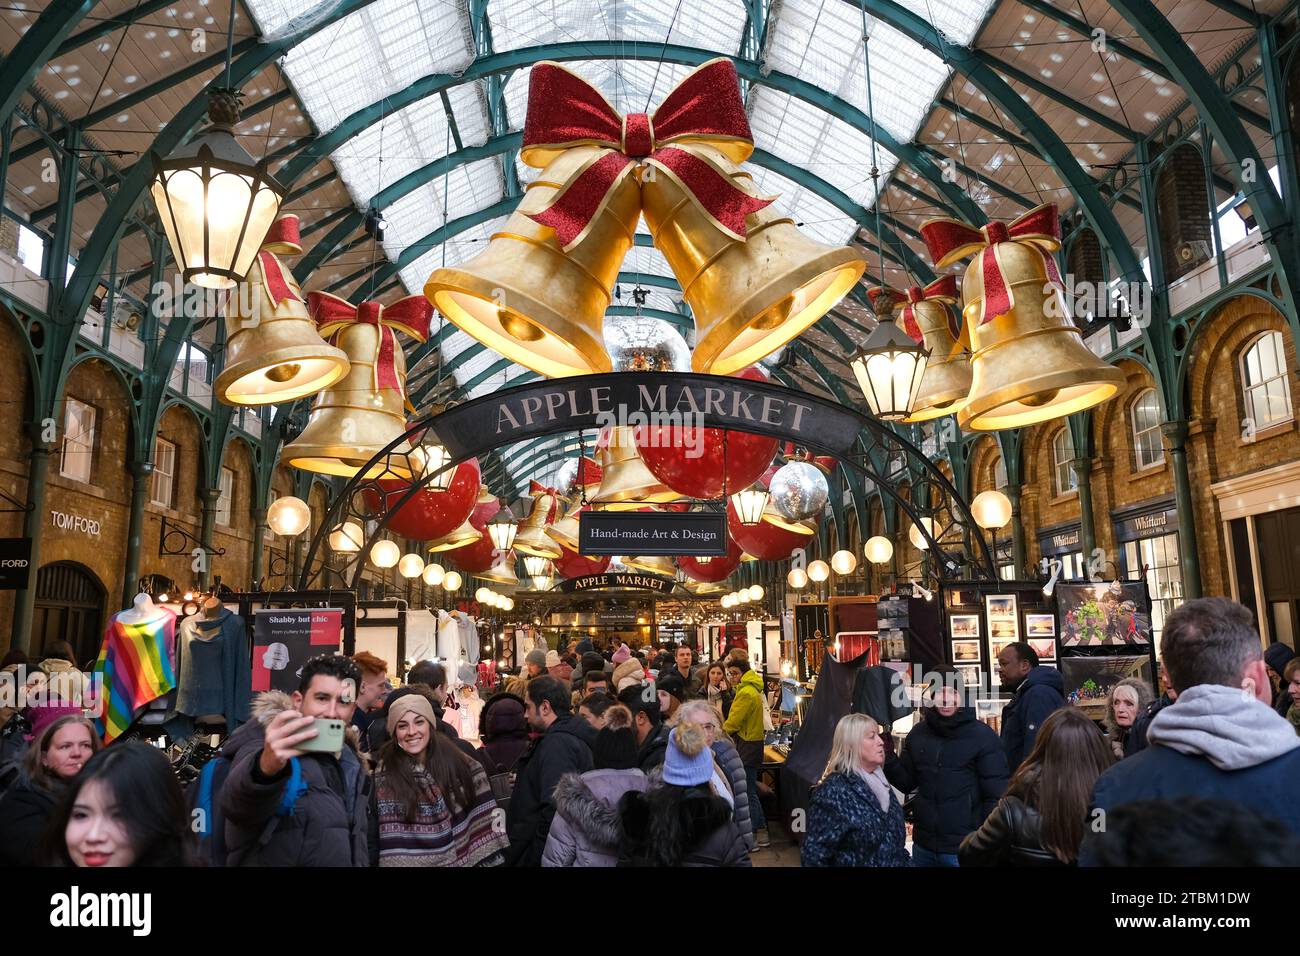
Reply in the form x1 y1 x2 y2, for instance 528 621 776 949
1103 677 1154 758
0 711 99 865
801 713 910 867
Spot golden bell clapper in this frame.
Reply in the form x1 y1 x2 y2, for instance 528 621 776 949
514 482 562 559
282 293 431 478
869 278 971 423
215 215 349 406
921 204 1123 431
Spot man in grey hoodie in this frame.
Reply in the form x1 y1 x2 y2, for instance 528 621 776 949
1084 598 1300 861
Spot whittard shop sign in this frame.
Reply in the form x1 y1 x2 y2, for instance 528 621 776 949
579 511 727 557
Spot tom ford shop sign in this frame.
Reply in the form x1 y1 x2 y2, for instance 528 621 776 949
50 510 101 537
0 537 32 589
425 372 866 461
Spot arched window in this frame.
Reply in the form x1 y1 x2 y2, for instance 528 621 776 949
1241 331 1293 429
1131 388 1164 469
1052 430 1077 496
993 455 1008 490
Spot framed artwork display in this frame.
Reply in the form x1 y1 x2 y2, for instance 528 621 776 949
1057 582 1152 647
1027 637 1057 661
952 639 982 662
949 614 980 639
1025 614 1056 638
1060 655 1153 719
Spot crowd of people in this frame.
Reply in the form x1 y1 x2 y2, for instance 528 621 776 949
0 597 1296 867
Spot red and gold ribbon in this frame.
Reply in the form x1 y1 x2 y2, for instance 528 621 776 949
521 58 775 250
307 292 431 393
920 203 1064 326
868 275 960 343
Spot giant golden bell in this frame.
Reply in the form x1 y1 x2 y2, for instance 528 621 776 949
959 242 1124 431
480 552 520 586
545 496 582 552
215 220 349 406
282 320 414 478
623 554 676 575
427 519 482 553
425 145 638 377
904 300 973 424
641 144 866 374
590 427 683 510
514 490 562 559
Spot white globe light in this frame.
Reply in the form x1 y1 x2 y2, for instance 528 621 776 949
267 496 311 536
971 490 1013 531
748 585 765 601
831 549 857 575
398 553 425 578
370 540 400 568
443 570 463 592
807 559 830 582
422 563 445 587
787 567 808 589
476 587 491 603
909 518 936 551
863 535 894 565
329 521 364 553
502 597 515 611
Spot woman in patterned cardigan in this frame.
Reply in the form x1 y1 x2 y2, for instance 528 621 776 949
801 714 911 867
368 693 506 867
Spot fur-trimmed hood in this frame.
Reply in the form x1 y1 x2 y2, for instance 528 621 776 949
553 768 648 846
223 689 364 763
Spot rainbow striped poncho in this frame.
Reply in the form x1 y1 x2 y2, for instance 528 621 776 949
93 610 177 743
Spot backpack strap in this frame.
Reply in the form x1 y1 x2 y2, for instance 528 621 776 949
276 757 307 817
194 759 219 837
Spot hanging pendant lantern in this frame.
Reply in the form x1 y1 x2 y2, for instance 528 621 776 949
487 504 519 552
150 89 286 290
730 485 770 526
850 317 931 422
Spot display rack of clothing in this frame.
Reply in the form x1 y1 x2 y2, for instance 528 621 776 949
164 600 251 740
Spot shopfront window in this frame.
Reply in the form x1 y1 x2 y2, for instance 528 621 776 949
1131 389 1164 469
216 467 234 526
1124 532 1183 648
152 437 176 507
59 398 96 483
1052 430 1077 496
1241 330 1293 429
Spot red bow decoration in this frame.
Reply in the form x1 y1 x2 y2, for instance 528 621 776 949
307 292 432 393
868 276 959 343
251 216 306 310
521 58 775 250
920 203 1063 326
527 482 560 522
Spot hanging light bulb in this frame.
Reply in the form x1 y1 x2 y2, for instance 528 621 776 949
863 535 894 565
423 563 445 587
850 318 931 421
398 553 425 578
971 490 1013 531
370 540 400 568
329 521 364 553
909 517 936 551
149 90 285 289
416 442 455 491
831 549 857 575
487 504 519 551
748 584 765 602
475 587 491 603
443 570 463 592
730 485 770 526
807 559 830 583
502 597 515 611
267 496 311 537
787 567 808 589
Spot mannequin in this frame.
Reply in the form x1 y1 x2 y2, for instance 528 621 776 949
117 592 168 625
201 596 223 619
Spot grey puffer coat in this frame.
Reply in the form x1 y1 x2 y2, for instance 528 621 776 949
220 691 370 867
540 768 648 867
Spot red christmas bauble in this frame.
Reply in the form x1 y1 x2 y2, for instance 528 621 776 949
679 535 743 582
553 546 611 579
727 498 816 561
449 530 499 573
634 367 778 498
365 459 480 541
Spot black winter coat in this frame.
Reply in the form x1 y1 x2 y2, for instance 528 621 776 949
618 785 751 867
958 795 1067 866
884 708 1009 854
1000 666 1066 771
504 715 595 866
220 691 370 867
1124 692 1173 757
636 722 671 772
0 771 60 865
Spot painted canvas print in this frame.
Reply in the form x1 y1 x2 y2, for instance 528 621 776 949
1060 655 1153 719
1027 637 1056 661
949 614 980 639
1058 582 1152 646
952 639 981 662
1025 614 1056 638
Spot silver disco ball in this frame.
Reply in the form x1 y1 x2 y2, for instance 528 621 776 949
769 459 829 522
604 316 691 372
554 457 580 493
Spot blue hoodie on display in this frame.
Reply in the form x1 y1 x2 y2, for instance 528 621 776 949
1000 665 1066 773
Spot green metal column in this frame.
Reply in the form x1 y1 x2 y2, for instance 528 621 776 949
12 441 51 654
198 488 220 590
1161 420 1203 600
1007 482 1027 578
1071 457 1097 567
122 459 153 607
251 508 268 586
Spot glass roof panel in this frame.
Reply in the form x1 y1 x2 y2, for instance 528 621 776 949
747 165 858 247
891 0 998 46
762 0 949 143
267 0 474 133
396 212 509 295
380 159 504 268
488 0 746 58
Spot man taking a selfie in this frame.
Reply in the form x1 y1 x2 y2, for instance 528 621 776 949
221 655 371 866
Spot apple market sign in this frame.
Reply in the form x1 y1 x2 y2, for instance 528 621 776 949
51 510 101 537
